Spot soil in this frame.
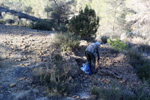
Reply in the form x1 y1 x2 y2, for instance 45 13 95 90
0 24 149 100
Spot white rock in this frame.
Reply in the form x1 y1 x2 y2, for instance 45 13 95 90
10 83 16 88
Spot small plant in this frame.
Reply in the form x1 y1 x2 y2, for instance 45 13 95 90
53 33 80 52
107 38 128 51
90 86 100 96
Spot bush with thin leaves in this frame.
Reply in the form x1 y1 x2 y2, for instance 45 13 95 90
107 38 128 51
91 80 150 100
91 82 136 100
53 33 80 51
33 52 79 96
32 19 56 31
137 44 150 53
128 49 150 81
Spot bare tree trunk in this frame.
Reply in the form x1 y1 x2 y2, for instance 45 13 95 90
0 7 40 21
112 2 123 34
53 0 58 7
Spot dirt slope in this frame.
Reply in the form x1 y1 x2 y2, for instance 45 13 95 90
0 24 148 100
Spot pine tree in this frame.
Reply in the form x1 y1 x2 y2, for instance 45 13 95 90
69 5 99 40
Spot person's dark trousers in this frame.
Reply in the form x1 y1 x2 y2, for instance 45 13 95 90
85 51 96 74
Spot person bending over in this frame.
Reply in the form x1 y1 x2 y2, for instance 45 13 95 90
85 41 100 74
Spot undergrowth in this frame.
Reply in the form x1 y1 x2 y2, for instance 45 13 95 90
137 44 150 53
32 19 56 31
128 49 150 82
32 50 79 96
107 38 128 51
53 33 80 52
91 80 150 100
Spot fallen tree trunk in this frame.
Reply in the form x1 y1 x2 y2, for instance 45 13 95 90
0 7 41 21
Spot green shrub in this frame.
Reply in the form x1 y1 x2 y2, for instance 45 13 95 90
57 24 68 32
39 66 75 96
133 85 150 100
136 63 150 80
128 49 144 66
69 5 99 40
32 19 55 31
53 33 80 51
137 44 150 53
91 83 136 100
91 81 150 100
107 38 128 51
90 86 100 95
128 49 150 82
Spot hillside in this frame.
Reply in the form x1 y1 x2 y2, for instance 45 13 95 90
0 24 150 100
1 0 150 43
0 0 150 100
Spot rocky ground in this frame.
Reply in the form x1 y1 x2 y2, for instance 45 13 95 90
0 24 61 100
0 24 149 100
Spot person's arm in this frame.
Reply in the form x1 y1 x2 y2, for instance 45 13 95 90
97 45 100 62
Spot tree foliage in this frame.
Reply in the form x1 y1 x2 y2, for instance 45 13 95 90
107 38 128 51
68 5 99 40
45 0 75 25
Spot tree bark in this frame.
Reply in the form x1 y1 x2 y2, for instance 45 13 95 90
0 7 41 21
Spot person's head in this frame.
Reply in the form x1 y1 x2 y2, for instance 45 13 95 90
95 41 100 47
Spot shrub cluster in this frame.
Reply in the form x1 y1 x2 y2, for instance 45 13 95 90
32 19 55 31
33 52 78 96
137 44 150 53
128 49 150 80
107 38 128 51
91 84 135 100
91 81 150 100
53 33 80 51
